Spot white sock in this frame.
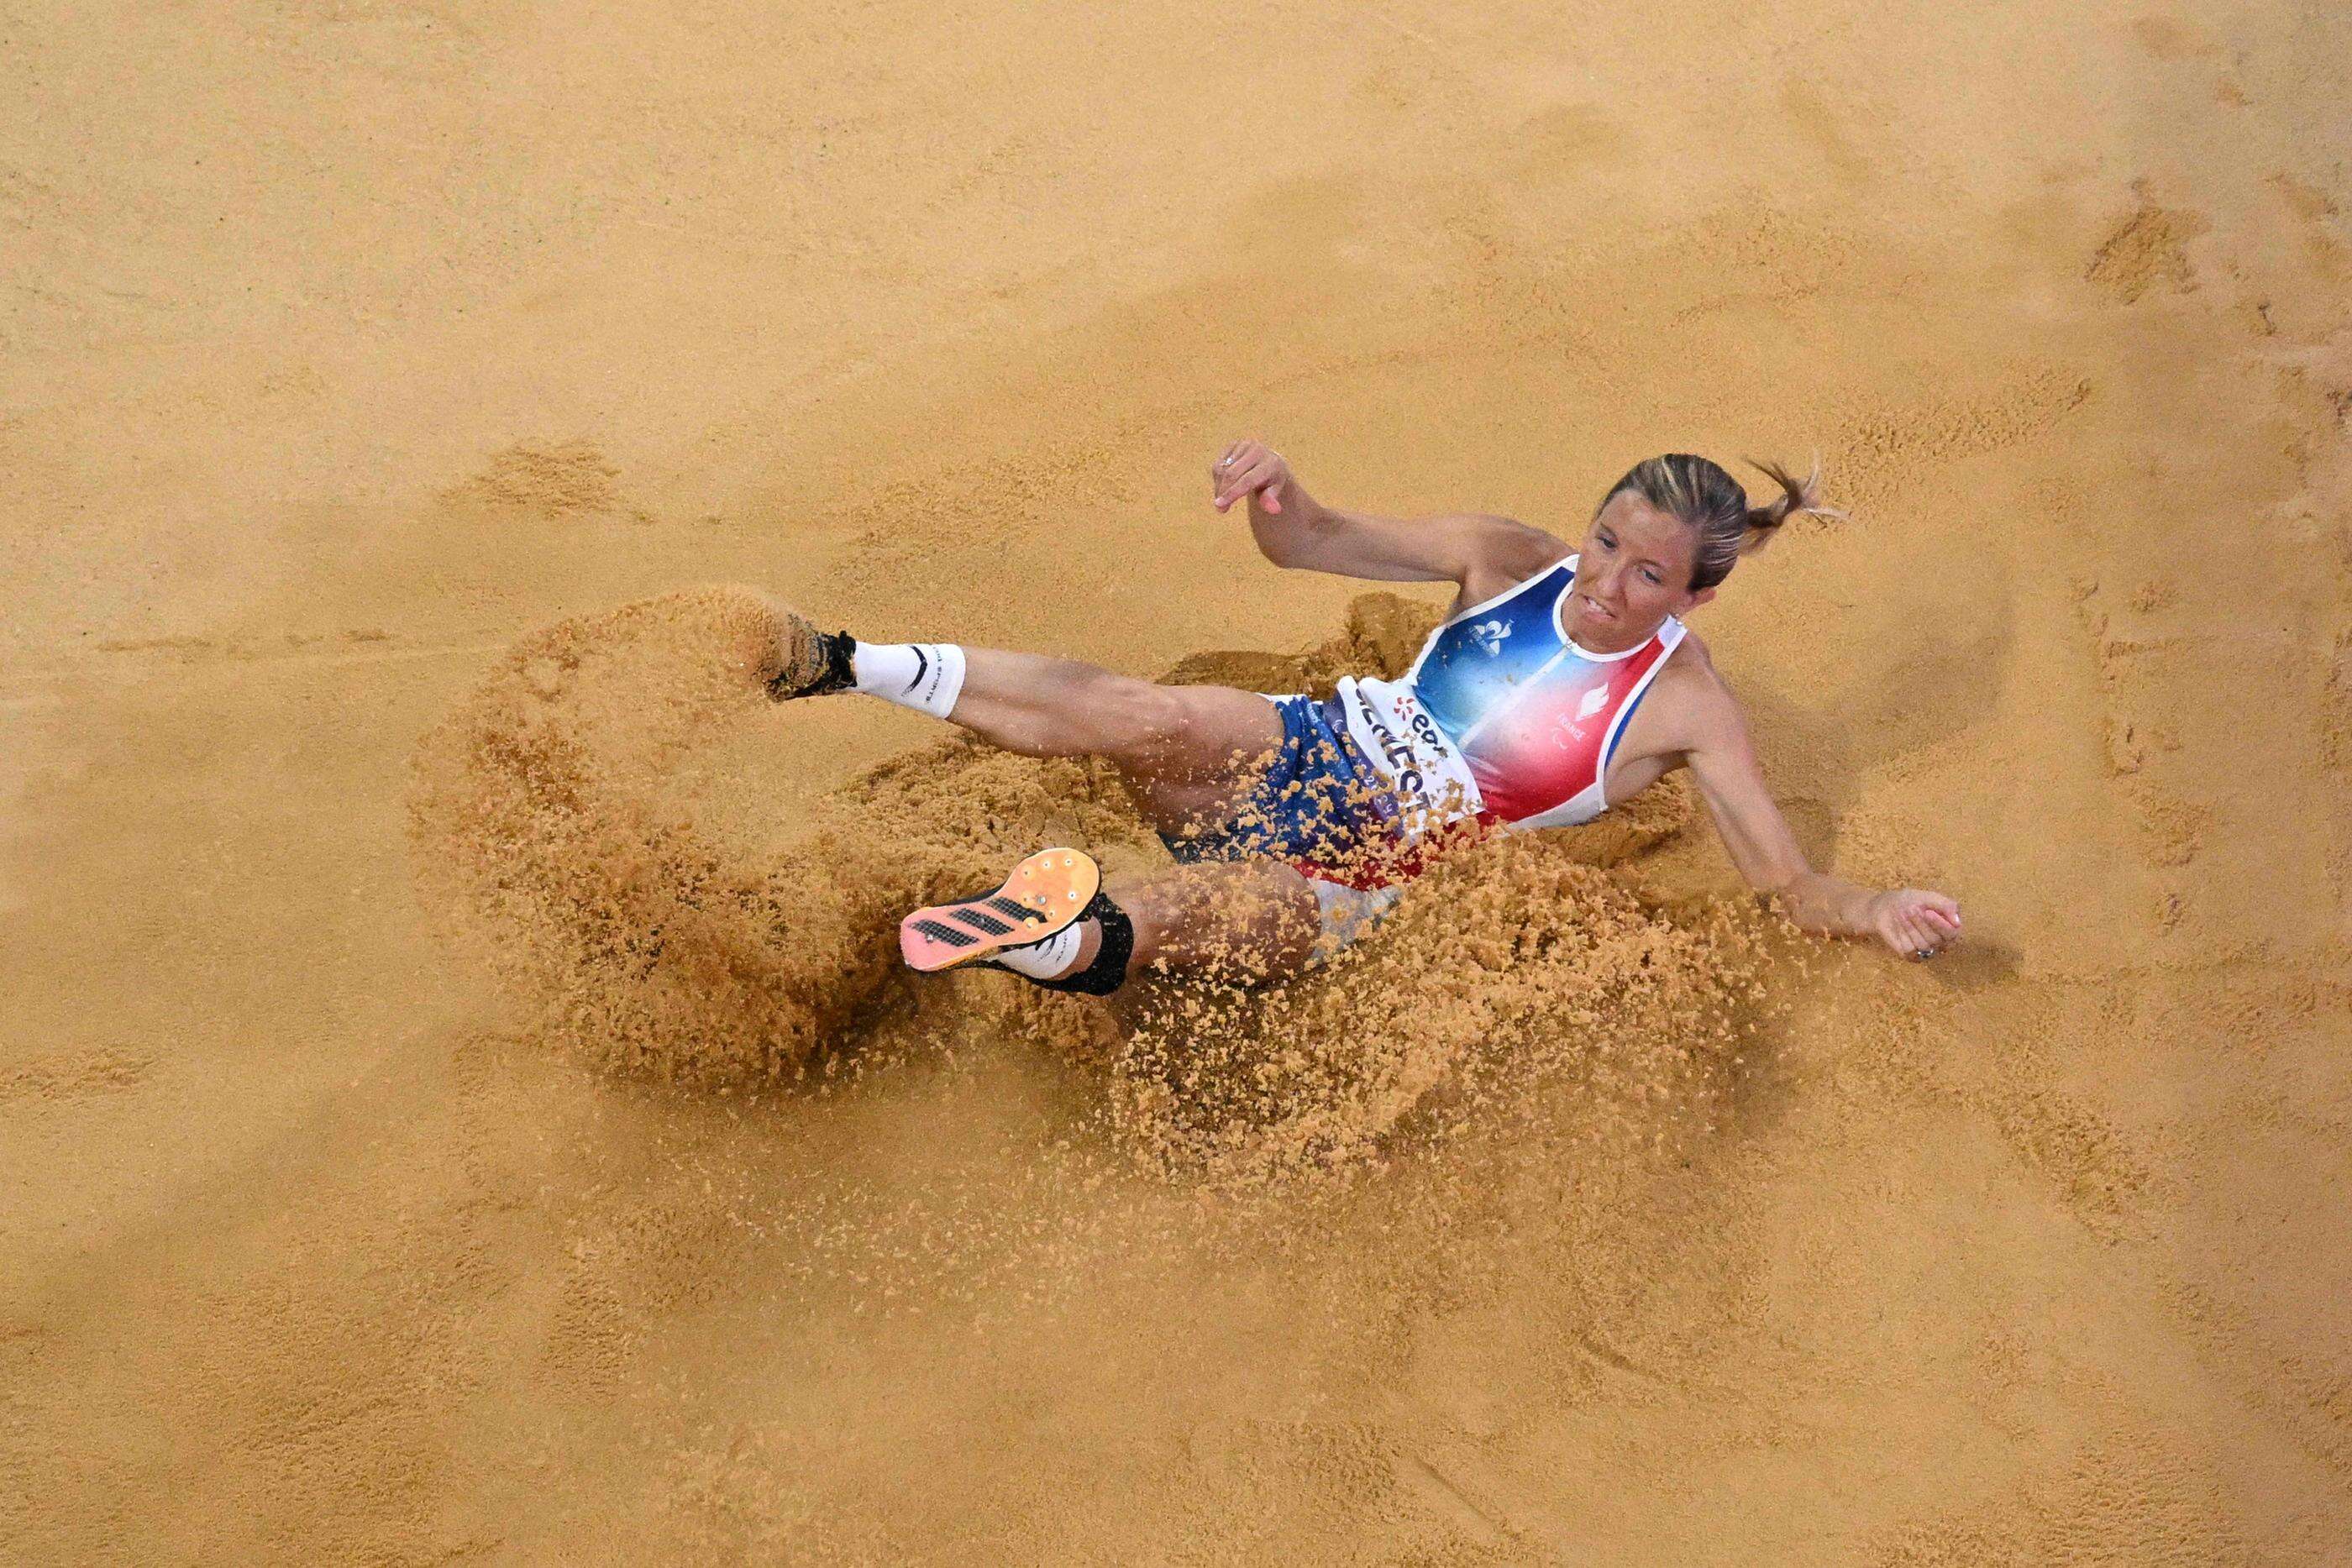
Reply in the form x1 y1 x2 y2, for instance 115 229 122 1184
991 919 1095 981
851 642 967 720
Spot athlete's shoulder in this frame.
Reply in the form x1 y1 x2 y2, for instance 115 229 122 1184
1457 522 1573 598
1649 631 1746 743
1662 622 1716 673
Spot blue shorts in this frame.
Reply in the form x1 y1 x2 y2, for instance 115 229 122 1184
1158 692 1411 957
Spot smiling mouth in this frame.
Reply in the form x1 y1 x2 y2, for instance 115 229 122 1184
1581 595 1617 620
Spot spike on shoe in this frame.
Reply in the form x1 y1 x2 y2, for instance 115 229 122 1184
900 848 1103 973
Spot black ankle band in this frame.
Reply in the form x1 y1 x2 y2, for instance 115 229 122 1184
1030 891 1134 996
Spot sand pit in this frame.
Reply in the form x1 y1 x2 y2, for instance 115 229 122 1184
6 3 2349 1560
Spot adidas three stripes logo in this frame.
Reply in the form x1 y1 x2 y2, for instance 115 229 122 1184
911 894 1051 950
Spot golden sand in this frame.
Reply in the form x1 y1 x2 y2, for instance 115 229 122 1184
5 3 2349 1560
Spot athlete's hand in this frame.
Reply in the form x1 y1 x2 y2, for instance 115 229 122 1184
1211 439 1294 515
1867 889 1963 961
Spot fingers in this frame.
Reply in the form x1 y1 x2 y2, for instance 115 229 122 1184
1911 895 1961 957
1211 441 1286 512
1875 888 1965 961
1211 440 1258 503
1885 911 1924 957
1212 443 1263 507
1875 900 1945 960
1216 463 1280 511
1904 917 1951 957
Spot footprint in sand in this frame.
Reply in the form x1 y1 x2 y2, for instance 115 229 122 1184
440 439 626 521
2072 580 2211 871
2084 197 2212 304
2265 171 2349 286
0 1046 153 1109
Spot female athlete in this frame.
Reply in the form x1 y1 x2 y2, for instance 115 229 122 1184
764 443 1962 996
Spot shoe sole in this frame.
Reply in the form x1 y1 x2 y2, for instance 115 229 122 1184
764 600 835 699
899 848 1101 973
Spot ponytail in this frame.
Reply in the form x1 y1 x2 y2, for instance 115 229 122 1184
1733 454 1840 563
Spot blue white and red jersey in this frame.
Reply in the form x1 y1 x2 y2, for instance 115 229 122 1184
1335 553 1686 838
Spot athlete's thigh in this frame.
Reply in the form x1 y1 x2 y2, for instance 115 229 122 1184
1111 858 1320 984
1116 684 1286 832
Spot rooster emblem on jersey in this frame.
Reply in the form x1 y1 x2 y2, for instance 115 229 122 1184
1468 618 1512 656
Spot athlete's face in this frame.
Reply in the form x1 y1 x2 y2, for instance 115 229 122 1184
1567 492 1715 650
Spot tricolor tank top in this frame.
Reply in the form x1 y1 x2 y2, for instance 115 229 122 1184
1335 553 1685 837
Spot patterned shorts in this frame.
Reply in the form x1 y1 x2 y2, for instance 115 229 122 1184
1157 692 1415 961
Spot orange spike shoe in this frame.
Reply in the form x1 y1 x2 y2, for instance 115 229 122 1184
898 847 1103 973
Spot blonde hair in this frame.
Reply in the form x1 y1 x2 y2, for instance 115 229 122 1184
1595 454 1840 590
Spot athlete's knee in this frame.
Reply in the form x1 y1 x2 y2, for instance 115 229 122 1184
1110 862 1315 987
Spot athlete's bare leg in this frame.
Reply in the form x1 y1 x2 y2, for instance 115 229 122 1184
927 648 1286 836
1047 859 1325 1009
765 600 1287 834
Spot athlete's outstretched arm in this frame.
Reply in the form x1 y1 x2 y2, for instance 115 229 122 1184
1209 438 1567 587
1681 690 1962 959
